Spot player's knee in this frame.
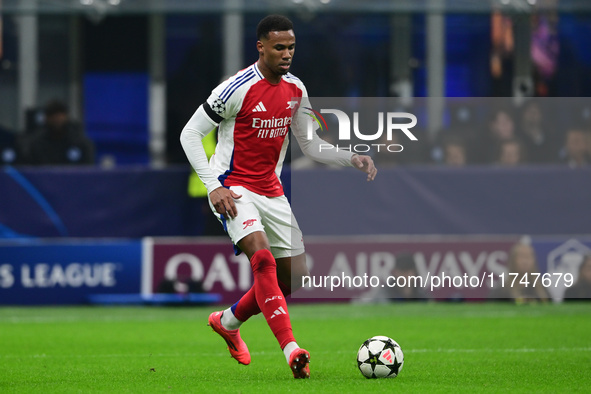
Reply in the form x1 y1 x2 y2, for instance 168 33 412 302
250 248 276 273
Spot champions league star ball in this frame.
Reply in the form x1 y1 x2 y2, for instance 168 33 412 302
357 336 404 379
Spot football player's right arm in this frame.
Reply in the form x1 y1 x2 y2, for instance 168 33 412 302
180 103 241 218
180 104 220 193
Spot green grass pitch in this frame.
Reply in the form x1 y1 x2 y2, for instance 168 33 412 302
1 302 590 393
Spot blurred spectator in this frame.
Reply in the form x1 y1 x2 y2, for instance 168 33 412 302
506 240 549 304
490 11 514 97
496 138 526 167
516 100 558 163
559 127 590 168
477 106 517 163
563 255 591 300
531 12 560 97
21 100 95 166
489 107 516 143
441 134 468 167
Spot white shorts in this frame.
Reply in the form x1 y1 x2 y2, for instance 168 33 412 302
209 185 305 258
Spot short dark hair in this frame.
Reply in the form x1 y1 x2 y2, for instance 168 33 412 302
256 15 294 40
44 99 68 117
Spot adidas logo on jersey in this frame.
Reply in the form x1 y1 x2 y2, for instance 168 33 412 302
270 306 287 318
252 101 267 112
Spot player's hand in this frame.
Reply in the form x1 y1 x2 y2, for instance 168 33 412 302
209 187 242 219
351 154 378 181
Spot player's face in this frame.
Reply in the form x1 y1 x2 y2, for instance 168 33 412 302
258 30 296 79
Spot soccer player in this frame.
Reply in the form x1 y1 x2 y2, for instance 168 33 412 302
180 14 377 379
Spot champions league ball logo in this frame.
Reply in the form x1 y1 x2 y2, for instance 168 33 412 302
357 336 404 379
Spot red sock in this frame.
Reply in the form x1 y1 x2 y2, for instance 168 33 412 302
249 249 295 349
233 280 291 322
233 287 259 322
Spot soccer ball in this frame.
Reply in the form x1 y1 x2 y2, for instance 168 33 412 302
357 336 404 379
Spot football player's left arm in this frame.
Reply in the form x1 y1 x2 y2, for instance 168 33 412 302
291 100 377 181
350 154 378 182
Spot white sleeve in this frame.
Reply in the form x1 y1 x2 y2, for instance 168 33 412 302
180 104 221 194
291 91 354 167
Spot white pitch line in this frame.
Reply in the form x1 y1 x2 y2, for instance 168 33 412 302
1 315 199 324
408 347 591 354
1 347 590 360
0 353 227 359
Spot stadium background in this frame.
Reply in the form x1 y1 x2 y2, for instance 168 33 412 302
0 0 590 306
